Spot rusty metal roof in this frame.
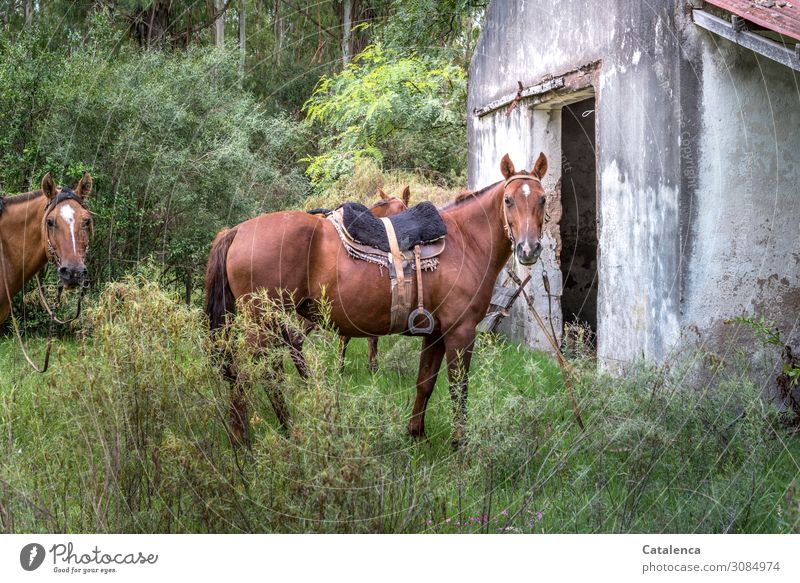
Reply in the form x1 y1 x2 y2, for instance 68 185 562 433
705 0 800 42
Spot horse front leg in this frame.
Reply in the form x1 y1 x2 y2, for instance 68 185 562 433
408 334 445 438
367 337 379 373
444 328 476 448
339 335 351 371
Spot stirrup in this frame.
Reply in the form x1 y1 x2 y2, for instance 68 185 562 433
408 307 435 335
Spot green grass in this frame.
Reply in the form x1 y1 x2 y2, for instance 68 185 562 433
0 277 798 533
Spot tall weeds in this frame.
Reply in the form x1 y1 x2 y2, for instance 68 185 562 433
0 279 797 533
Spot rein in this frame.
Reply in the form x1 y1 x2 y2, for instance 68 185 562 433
2 191 88 373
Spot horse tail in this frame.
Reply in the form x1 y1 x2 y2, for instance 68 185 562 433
205 227 238 332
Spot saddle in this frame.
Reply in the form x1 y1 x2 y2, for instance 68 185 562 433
328 202 447 334
341 202 447 253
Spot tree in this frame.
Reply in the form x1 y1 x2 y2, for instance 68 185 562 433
341 0 352 65
303 44 467 186
212 0 225 47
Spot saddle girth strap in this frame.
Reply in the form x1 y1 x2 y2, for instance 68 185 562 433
414 245 424 313
380 217 412 333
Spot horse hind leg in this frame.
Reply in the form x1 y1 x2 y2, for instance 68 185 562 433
240 323 293 432
266 352 292 429
221 361 252 449
284 320 312 379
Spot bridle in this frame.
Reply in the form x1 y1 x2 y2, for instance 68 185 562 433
501 174 543 248
1 187 90 373
42 188 90 271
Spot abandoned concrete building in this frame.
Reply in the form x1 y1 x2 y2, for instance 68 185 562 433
468 0 800 383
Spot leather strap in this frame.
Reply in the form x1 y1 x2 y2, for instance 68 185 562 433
381 217 412 332
414 245 424 311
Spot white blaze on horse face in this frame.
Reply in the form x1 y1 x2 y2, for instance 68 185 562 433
521 184 531 198
59 204 77 253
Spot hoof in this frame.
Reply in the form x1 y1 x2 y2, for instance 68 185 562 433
450 433 467 450
229 429 252 450
407 424 426 440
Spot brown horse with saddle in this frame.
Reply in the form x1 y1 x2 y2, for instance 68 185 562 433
205 153 548 446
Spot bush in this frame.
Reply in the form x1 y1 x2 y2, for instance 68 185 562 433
0 280 797 533
303 44 467 188
0 16 310 292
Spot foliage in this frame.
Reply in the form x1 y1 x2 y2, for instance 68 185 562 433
377 0 487 66
729 315 800 421
303 44 467 187
0 16 310 290
1 280 798 533
302 158 457 211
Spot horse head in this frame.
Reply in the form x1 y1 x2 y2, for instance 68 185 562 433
371 186 411 218
499 153 548 265
40 172 93 289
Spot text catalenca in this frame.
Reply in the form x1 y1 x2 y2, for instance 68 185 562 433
642 545 700 555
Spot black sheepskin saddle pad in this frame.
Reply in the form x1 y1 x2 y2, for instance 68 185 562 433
341 201 447 252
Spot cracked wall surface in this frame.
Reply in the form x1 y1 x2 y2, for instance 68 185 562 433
468 0 800 383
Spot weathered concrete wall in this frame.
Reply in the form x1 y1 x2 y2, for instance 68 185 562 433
679 21 800 394
469 0 684 367
468 0 800 377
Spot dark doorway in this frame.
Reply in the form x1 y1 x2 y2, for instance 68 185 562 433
560 97 598 335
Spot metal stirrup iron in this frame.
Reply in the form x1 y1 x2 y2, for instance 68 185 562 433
407 245 434 334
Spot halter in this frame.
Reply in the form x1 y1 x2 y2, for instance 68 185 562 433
501 174 542 246
42 188 88 268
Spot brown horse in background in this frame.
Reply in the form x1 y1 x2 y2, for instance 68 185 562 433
0 173 93 324
338 185 410 371
205 153 548 445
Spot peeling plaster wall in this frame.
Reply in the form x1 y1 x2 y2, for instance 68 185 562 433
469 0 683 367
680 26 800 393
469 0 799 375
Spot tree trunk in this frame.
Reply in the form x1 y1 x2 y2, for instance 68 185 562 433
274 0 282 64
238 0 246 83
24 0 32 26
212 0 225 47
341 0 352 66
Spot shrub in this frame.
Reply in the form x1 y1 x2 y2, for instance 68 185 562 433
303 44 467 188
0 16 310 292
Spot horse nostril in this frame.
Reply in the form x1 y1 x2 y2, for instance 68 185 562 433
58 266 69 276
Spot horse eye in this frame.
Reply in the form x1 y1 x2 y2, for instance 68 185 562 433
83 218 92 228
46 218 55 228
504 196 514 207
539 197 546 206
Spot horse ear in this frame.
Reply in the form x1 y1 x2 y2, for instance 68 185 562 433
74 172 93 200
41 173 57 200
532 152 548 180
500 153 516 180
402 186 410 206
378 188 389 200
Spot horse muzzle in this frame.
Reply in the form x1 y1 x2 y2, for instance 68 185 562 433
58 264 89 289
515 240 542 266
